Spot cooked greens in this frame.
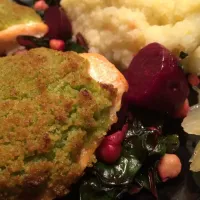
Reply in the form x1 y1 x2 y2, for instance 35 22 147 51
79 116 180 200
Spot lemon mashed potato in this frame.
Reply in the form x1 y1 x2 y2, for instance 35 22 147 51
61 0 200 73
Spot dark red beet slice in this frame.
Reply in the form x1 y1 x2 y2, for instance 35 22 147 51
124 43 189 114
44 6 72 40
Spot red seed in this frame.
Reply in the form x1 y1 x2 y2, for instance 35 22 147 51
188 74 200 86
49 39 65 51
97 143 122 164
96 124 128 164
34 0 49 11
105 124 128 145
173 98 190 119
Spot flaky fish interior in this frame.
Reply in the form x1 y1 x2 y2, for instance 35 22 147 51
0 48 128 200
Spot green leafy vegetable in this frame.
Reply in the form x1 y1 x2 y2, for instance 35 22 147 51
79 117 180 200
80 177 123 200
179 51 189 59
94 156 142 186
65 40 88 53
45 0 60 6
17 35 49 49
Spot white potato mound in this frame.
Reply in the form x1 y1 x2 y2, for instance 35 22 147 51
61 0 200 72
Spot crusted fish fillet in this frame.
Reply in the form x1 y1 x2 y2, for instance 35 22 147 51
0 0 48 54
0 48 128 200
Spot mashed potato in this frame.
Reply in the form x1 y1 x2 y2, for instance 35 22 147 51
61 0 200 72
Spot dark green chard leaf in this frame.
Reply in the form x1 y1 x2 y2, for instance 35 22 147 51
16 35 49 49
165 134 180 153
134 166 161 199
80 177 123 200
149 134 179 156
45 0 60 6
93 124 149 186
65 41 88 53
79 117 180 200
179 51 189 59
94 155 143 186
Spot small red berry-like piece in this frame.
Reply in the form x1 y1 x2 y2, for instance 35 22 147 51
97 144 122 164
173 98 190 119
188 74 200 86
49 39 65 51
105 124 128 146
34 0 49 11
96 124 128 164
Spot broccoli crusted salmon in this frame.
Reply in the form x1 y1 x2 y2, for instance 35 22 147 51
0 48 128 199
0 0 48 54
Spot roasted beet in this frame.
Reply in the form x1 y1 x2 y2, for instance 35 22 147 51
44 6 72 40
124 43 189 114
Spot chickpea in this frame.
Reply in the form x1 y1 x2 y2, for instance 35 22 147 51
34 0 49 11
49 39 65 51
157 154 182 182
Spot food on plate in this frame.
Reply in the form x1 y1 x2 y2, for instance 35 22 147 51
182 104 200 135
157 154 182 182
61 0 200 72
182 104 200 172
0 48 128 199
0 0 48 55
124 43 189 114
80 119 181 200
190 141 200 172
1 0 194 198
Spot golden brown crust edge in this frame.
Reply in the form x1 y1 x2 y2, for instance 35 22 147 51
33 53 128 200
80 53 129 124
4 52 128 200
79 53 128 169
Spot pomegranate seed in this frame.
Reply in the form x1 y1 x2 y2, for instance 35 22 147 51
49 39 65 51
96 124 128 164
173 99 190 118
97 143 122 164
34 0 49 11
188 74 200 86
105 124 128 145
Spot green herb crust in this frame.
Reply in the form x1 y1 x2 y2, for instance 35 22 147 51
0 0 42 31
0 48 116 199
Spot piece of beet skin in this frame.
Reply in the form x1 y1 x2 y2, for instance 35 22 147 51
124 43 189 115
